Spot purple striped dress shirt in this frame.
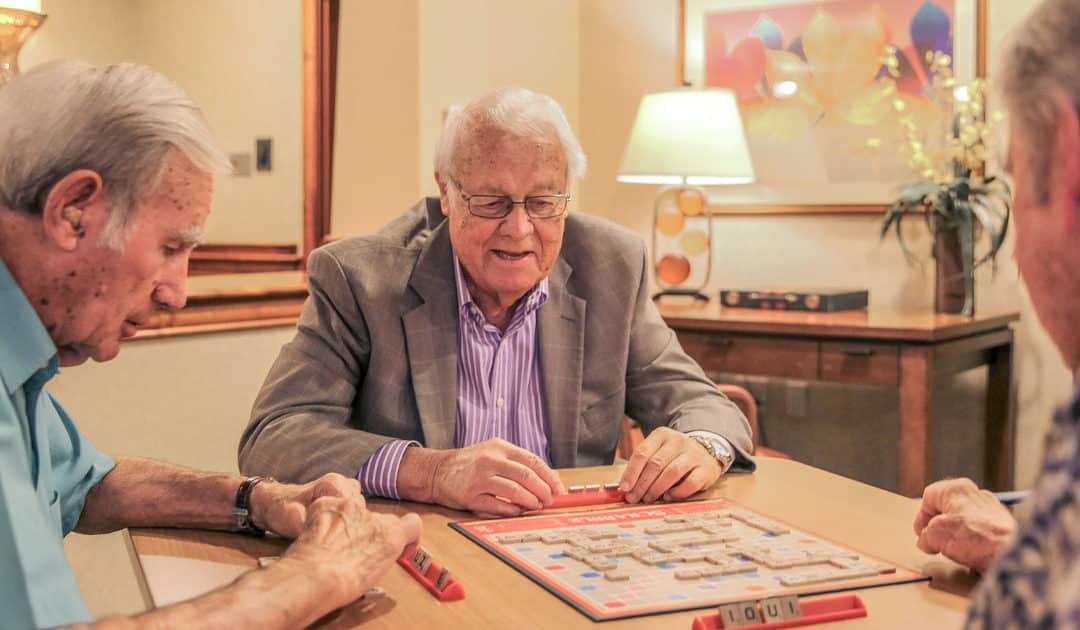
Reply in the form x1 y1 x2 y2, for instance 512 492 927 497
358 257 550 498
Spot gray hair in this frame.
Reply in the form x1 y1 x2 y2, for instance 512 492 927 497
998 0 1080 203
434 87 586 186
0 60 230 248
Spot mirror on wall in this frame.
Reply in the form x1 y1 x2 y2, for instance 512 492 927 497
19 0 338 335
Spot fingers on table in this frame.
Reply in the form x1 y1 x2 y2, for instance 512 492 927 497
916 513 960 555
504 447 565 495
622 434 685 503
661 463 715 502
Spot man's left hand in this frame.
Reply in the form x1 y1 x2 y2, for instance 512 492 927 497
619 427 722 503
250 473 363 538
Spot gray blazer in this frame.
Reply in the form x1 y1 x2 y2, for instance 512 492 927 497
238 198 754 482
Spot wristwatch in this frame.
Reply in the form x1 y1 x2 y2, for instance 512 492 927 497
233 476 271 536
688 435 735 472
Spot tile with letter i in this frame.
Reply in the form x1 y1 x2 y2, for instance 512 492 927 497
691 594 867 629
396 543 466 602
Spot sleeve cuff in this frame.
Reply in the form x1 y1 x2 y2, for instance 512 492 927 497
357 440 419 499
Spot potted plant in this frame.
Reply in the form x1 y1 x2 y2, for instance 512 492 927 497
879 51 1011 316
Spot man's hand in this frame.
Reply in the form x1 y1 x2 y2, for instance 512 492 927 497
913 478 1017 572
619 427 722 503
250 473 363 538
278 495 421 610
407 439 564 516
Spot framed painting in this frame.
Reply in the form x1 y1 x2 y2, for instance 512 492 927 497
678 0 986 214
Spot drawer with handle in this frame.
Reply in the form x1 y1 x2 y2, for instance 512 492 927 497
677 332 819 380
819 342 899 385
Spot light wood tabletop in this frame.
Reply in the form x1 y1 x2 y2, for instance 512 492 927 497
128 458 978 628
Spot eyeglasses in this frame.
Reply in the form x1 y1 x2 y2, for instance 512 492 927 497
453 181 571 220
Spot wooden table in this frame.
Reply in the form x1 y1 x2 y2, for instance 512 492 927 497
657 301 1019 497
128 460 977 629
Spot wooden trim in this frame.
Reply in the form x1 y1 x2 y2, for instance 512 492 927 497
302 0 338 266
975 0 987 78
188 242 302 275
677 0 687 86
708 204 886 216
134 284 307 340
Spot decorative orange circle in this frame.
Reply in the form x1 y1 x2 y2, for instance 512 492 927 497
656 207 685 236
656 254 691 286
680 231 709 256
678 189 705 217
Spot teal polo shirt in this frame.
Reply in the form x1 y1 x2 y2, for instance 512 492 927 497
0 260 116 628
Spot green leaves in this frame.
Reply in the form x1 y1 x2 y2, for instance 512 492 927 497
880 175 1012 316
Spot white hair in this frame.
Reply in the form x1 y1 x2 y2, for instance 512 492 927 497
434 87 587 186
0 60 230 248
998 0 1080 203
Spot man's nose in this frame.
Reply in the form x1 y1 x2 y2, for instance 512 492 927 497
153 258 190 311
500 203 535 237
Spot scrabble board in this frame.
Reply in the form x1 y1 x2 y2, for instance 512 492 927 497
451 499 925 621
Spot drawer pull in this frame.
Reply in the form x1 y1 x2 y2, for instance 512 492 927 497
842 348 875 357
707 338 734 348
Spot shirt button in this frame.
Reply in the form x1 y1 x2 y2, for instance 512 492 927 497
496 398 505 407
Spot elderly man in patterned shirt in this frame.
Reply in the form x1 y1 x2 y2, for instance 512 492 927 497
239 87 755 516
912 0 1080 625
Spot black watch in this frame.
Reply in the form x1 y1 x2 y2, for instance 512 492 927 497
233 476 271 536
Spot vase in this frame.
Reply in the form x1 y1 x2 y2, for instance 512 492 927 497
932 221 974 316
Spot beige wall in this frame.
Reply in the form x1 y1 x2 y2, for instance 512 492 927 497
417 0 579 199
131 0 302 244
331 0 579 237
21 0 137 65
332 0 421 238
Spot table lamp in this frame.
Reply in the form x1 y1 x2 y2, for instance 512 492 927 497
617 89 754 301
0 0 46 88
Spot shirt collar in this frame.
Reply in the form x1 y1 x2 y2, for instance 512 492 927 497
452 254 549 323
0 260 59 394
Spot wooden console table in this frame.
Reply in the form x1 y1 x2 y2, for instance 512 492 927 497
657 301 1019 497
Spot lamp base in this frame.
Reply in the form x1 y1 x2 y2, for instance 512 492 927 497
0 8 46 87
651 288 710 302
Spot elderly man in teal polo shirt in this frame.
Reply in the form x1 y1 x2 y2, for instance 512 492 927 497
0 60 421 629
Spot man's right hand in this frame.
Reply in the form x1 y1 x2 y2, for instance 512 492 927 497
913 477 1017 573
279 495 421 609
400 439 564 516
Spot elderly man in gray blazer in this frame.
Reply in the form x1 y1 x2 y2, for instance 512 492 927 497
239 87 754 516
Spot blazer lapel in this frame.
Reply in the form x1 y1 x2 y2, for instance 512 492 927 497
403 204 458 450
538 257 586 468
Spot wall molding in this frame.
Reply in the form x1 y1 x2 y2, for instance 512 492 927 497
135 284 307 340
189 242 302 275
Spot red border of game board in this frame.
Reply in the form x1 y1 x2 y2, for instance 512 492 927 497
450 499 928 622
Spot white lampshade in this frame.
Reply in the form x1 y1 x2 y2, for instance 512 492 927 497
0 0 42 13
617 89 755 186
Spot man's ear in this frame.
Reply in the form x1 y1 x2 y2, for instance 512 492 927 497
434 171 451 217
40 170 105 251
1049 90 1080 233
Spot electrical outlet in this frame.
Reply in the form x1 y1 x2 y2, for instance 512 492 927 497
256 138 272 171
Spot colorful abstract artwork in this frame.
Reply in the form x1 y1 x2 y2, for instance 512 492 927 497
682 0 980 208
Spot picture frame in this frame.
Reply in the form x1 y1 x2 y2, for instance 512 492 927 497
678 0 987 215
